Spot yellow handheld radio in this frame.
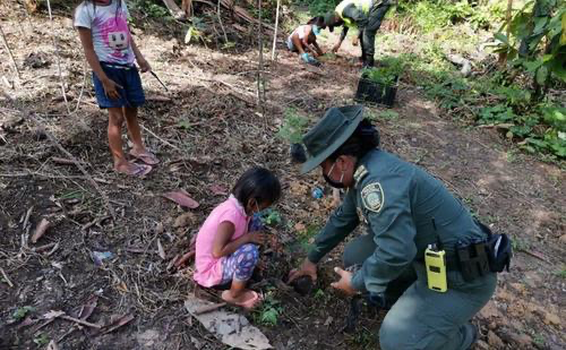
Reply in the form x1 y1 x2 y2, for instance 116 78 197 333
425 243 448 293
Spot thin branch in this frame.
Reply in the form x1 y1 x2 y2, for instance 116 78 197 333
0 23 21 79
72 60 88 113
140 124 182 152
46 0 71 114
271 0 281 61
217 0 228 44
256 0 265 114
0 267 14 288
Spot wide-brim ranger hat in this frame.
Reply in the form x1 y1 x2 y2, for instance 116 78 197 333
300 105 364 174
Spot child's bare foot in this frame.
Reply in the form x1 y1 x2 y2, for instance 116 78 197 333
221 289 261 309
129 149 159 165
114 161 152 177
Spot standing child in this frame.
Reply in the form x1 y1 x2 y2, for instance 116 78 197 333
287 16 325 65
194 167 281 309
75 0 159 176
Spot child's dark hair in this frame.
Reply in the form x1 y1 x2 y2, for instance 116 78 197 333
307 16 325 27
329 119 380 160
79 0 123 19
232 167 281 207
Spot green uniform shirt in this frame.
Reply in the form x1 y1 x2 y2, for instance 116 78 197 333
307 149 487 293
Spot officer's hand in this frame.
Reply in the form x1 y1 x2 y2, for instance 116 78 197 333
288 258 317 283
331 267 357 296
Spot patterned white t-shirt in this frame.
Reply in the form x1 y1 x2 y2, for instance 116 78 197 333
74 0 135 65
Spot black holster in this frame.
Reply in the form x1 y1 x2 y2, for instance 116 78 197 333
457 221 513 282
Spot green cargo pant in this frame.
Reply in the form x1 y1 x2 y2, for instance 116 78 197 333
343 233 497 350
360 2 392 61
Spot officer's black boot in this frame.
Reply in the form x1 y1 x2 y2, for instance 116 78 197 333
362 55 375 68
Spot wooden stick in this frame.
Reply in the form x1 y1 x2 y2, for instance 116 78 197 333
271 0 281 61
140 124 182 152
194 302 226 315
217 0 228 44
60 315 102 329
72 60 88 113
0 267 14 287
256 0 264 109
0 23 21 79
45 0 71 114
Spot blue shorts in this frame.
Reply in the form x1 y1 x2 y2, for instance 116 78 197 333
92 62 145 109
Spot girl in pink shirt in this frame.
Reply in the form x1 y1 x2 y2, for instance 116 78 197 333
194 167 281 309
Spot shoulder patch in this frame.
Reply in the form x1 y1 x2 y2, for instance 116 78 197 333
361 182 384 213
353 165 369 184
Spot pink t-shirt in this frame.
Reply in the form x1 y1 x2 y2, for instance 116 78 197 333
194 195 250 287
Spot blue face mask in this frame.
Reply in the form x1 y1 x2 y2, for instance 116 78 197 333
313 25 321 36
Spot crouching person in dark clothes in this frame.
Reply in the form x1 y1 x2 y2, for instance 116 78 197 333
324 0 394 67
288 105 511 350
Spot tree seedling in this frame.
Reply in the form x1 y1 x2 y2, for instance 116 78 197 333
12 306 35 321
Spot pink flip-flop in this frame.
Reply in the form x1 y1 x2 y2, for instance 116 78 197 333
129 150 160 165
221 290 262 310
116 163 152 177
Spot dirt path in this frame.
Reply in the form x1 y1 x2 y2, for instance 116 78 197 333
0 3 564 349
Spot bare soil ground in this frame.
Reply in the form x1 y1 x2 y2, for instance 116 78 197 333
0 2 564 349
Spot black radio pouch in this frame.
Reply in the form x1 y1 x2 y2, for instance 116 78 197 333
476 220 513 273
456 240 491 282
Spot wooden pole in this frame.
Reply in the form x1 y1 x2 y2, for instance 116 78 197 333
257 0 265 110
46 0 71 114
271 0 281 61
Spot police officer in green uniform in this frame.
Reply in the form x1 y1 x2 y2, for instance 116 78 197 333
288 105 501 350
324 0 393 67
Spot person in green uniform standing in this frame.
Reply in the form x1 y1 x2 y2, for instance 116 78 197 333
288 105 511 349
324 0 394 67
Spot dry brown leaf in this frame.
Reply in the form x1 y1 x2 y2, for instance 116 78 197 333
78 295 98 321
162 190 200 209
544 312 561 326
479 300 500 319
116 281 129 294
31 218 51 243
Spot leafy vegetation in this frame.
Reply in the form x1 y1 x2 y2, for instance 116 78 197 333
259 209 283 227
33 333 50 346
396 0 507 32
277 108 309 144
131 0 170 19
362 55 405 86
371 0 565 161
12 306 35 321
253 291 283 326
